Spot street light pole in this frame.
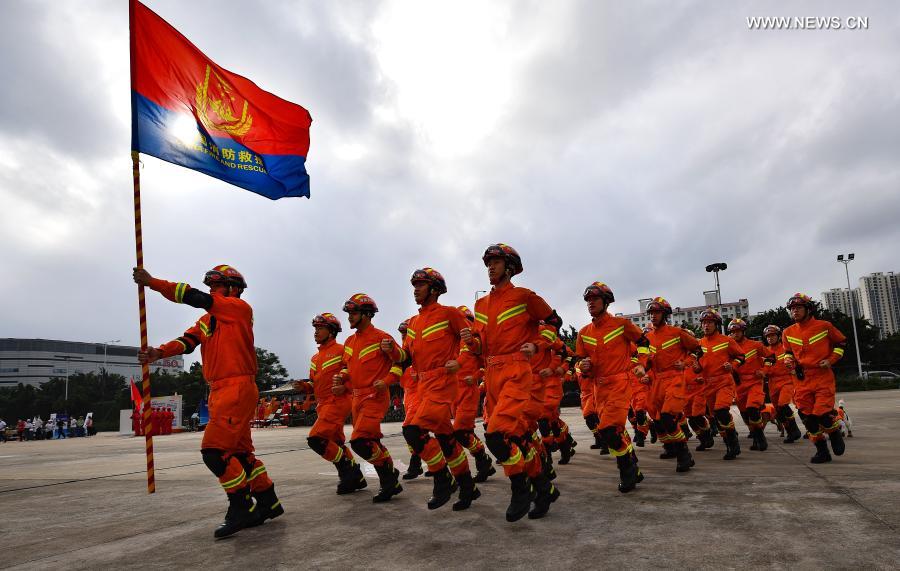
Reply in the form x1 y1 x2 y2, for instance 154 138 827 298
102 339 121 379
837 254 864 378
705 262 728 333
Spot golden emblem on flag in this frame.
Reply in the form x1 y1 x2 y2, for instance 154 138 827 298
195 65 252 137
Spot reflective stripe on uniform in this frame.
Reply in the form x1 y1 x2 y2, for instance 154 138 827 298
358 343 380 359
497 304 528 325
174 282 189 303
809 330 829 345
603 326 625 344
582 335 598 347
321 356 343 371
661 337 681 350
422 321 450 338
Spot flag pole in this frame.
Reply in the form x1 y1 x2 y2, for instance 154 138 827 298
132 150 156 494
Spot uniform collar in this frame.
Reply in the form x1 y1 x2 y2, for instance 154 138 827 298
318 338 337 351
591 312 611 327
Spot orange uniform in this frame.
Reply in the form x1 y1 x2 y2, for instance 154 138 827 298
575 314 649 456
765 342 795 408
473 282 554 477
304 339 352 463
453 342 483 432
698 333 744 412
646 324 702 444
150 277 273 496
400 366 419 426
783 317 846 439
527 324 564 430
733 338 769 424
340 325 403 444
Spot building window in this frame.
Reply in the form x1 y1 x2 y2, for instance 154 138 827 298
0 367 18 373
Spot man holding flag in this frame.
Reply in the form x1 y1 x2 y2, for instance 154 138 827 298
134 265 283 539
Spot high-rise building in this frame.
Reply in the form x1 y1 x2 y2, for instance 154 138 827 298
0 338 184 388
858 272 900 338
822 287 861 318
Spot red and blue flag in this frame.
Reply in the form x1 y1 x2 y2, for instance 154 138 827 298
129 0 312 200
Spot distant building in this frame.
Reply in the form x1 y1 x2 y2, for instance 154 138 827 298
858 272 900 338
821 287 862 319
0 338 184 388
619 299 750 329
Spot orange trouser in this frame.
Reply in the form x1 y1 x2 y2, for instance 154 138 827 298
735 375 765 411
579 376 596 417
350 389 389 440
542 376 563 420
591 372 632 430
794 368 836 416
452 381 480 431
484 357 532 437
647 369 687 420
402 381 420 427
630 373 650 413
411 368 458 435
309 399 351 444
769 374 795 408
522 370 547 433
704 374 736 412
683 378 707 417
203 376 259 453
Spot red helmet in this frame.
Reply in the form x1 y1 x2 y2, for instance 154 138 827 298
583 281 615 303
646 296 672 316
699 308 722 324
203 265 247 289
398 319 410 334
786 292 814 310
343 293 378 314
457 305 475 322
763 324 782 337
410 267 447 294
312 312 342 334
727 318 748 332
482 243 523 276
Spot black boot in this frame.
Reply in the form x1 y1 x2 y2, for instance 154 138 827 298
528 474 560 519
675 442 695 473
402 454 423 480
558 437 575 465
247 484 284 526
659 443 677 459
810 439 832 464
783 418 803 444
452 472 481 511
214 487 257 539
427 467 458 510
649 423 658 444
751 428 768 452
372 464 403 503
682 423 694 440
828 428 846 456
695 429 712 451
634 430 646 448
544 452 557 481
336 459 367 495
723 430 741 461
473 452 496 483
616 453 641 493
590 433 605 450
506 473 535 522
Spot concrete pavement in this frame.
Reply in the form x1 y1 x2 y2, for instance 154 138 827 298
1 390 898 569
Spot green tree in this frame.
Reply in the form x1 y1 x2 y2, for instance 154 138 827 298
256 347 289 391
559 325 577 351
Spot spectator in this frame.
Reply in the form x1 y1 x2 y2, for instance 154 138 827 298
23 419 33 441
85 415 94 436
76 416 85 437
70 417 78 437
44 419 53 440
57 417 66 439
33 417 44 441
16 419 25 441
0 418 7 442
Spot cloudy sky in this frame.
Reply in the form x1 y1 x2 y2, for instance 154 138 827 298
2 0 898 377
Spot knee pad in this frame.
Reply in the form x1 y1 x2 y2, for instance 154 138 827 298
659 413 678 434
537 418 551 437
350 438 375 459
435 433 457 455
484 431 510 462
818 412 838 430
232 453 255 475
635 410 647 425
746 407 761 422
599 426 624 450
801 415 820 433
401 425 425 453
687 416 703 431
585 413 600 430
453 429 471 445
201 448 227 477
714 408 732 426
307 436 328 456
778 405 794 422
